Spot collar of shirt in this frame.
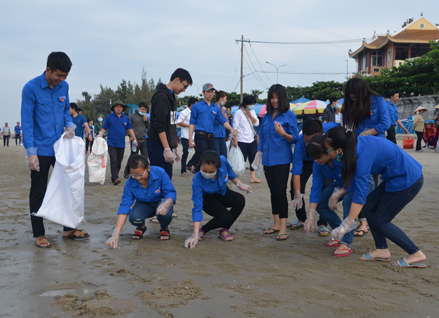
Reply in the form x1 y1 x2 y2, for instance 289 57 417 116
39 71 65 89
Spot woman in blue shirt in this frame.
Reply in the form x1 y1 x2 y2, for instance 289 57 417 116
254 84 298 240
185 151 252 249
106 155 176 249
325 127 426 268
213 91 229 158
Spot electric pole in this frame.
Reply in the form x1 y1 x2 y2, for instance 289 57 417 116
240 35 244 104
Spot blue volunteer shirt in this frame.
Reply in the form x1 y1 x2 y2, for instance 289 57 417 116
102 112 133 148
14 126 21 135
352 136 422 205
213 104 228 138
118 166 177 215
387 100 399 125
21 72 74 156
257 111 298 166
191 156 237 222
72 113 87 138
355 95 390 138
190 100 227 134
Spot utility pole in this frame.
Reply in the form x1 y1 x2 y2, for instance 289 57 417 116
346 60 349 79
240 35 244 104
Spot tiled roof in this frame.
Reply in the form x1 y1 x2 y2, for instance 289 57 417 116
368 36 387 46
391 29 439 42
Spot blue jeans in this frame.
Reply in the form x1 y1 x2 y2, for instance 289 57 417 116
363 174 424 255
214 137 228 158
128 200 173 230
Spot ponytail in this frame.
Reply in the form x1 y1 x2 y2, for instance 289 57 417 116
342 131 357 189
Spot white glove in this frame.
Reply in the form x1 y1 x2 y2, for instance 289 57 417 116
97 130 104 138
64 126 75 139
156 198 174 216
106 227 121 249
251 151 263 175
289 191 303 210
234 180 252 194
163 148 175 164
304 208 317 234
328 187 345 211
331 217 357 240
184 233 199 249
25 147 40 171
175 147 181 162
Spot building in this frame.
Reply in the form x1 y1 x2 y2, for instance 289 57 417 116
349 17 439 76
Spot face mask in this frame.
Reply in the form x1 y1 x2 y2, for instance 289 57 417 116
248 105 255 110
201 171 216 179
336 150 344 163
138 111 145 116
220 102 225 107
90 122 93 125
98 118 103 122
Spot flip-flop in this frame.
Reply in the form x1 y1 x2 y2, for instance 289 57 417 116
333 247 353 257
35 235 52 248
199 229 206 241
354 226 369 237
325 239 340 247
276 234 289 241
149 216 159 223
392 258 427 268
289 220 304 230
264 227 279 234
218 228 234 241
159 228 171 240
359 252 391 262
318 226 331 237
64 229 90 240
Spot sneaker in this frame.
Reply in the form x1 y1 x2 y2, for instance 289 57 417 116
416 150 423 152
181 172 188 177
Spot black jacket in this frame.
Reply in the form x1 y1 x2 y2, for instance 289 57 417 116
322 105 336 123
147 83 178 149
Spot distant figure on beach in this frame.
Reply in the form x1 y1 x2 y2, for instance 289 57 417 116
322 97 337 123
94 114 106 139
334 106 342 124
2 122 11 146
70 102 92 140
106 155 176 248
213 91 230 159
184 151 251 249
386 90 409 144
413 106 427 152
177 97 197 177
423 121 436 148
21 52 90 248
14 122 22 146
85 119 94 154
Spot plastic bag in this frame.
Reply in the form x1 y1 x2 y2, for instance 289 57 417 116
33 134 85 228
87 137 108 185
228 145 246 177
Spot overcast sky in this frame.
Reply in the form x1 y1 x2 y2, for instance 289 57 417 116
1 0 438 125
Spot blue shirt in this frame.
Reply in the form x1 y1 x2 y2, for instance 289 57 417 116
72 114 87 138
191 156 237 222
102 112 133 148
21 72 74 156
387 100 399 125
352 136 422 205
14 126 21 135
190 100 227 134
118 166 177 215
355 95 390 138
213 104 228 138
257 111 298 166
310 159 350 203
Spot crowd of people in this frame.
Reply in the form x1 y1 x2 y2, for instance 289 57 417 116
19 51 429 268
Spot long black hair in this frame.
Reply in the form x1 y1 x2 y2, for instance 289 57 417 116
306 134 326 159
342 78 381 132
266 84 289 114
125 155 150 175
325 126 357 189
199 150 221 169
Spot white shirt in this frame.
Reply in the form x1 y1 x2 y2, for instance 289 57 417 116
335 113 343 124
2 126 11 135
176 107 193 139
232 108 259 143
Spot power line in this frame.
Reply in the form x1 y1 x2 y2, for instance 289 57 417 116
236 42 267 90
249 43 273 85
248 39 363 46
243 45 269 88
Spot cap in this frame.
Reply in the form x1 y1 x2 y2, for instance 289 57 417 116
202 83 215 91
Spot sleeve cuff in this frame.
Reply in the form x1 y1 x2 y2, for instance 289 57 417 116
65 122 75 129
25 147 37 156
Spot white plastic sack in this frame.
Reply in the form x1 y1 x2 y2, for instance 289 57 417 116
33 134 85 228
226 140 231 158
87 137 108 185
228 145 246 177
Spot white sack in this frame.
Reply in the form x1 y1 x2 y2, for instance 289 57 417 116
228 146 246 177
87 137 108 185
33 134 85 228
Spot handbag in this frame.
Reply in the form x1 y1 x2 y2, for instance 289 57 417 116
243 109 259 146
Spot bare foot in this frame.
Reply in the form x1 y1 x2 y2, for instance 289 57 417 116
318 225 329 236
250 178 262 183
395 250 426 266
359 248 391 260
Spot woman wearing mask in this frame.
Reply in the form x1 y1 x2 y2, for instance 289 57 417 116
94 114 106 139
254 84 297 240
232 95 261 183
213 91 230 158
184 151 252 249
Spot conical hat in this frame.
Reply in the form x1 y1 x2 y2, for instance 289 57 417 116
414 106 427 113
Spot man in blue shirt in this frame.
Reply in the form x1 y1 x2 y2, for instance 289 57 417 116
69 103 92 141
386 90 409 144
14 122 22 146
21 52 89 248
188 83 235 170
97 100 137 185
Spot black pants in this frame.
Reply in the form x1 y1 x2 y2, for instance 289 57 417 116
291 160 328 227
146 138 173 179
180 138 189 173
237 140 257 171
386 125 396 144
264 164 290 219
415 131 423 150
29 156 73 237
15 135 21 145
108 146 125 182
3 135 9 146
85 138 94 152
187 132 215 170
201 187 245 233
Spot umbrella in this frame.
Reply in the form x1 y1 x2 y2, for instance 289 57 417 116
290 97 311 104
231 106 239 115
258 104 267 117
253 104 264 116
292 100 328 115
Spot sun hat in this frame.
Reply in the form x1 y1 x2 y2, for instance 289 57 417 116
414 106 427 114
110 100 127 112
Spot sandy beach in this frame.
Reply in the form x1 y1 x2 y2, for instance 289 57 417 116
0 138 438 318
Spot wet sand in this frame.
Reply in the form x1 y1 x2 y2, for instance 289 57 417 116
0 138 438 318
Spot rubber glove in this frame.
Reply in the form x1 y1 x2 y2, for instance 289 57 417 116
234 180 252 194
251 151 263 175
184 233 199 249
175 147 181 162
64 126 75 139
290 191 304 210
26 147 40 171
304 208 317 234
328 187 345 211
97 130 104 138
106 227 121 249
163 148 175 164
156 198 174 216
331 217 357 240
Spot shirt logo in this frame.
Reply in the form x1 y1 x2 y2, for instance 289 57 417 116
212 111 217 115
155 187 161 194
124 122 127 126
370 110 375 116
59 96 66 102
225 174 228 182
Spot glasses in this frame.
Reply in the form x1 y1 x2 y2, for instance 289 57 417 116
182 82 189 90
129 169 147 179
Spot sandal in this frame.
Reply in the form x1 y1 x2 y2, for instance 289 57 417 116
264 227 279 234
131 225 146 240
159 228 171 240
354 226 369 237
333 247 353 257
218 228 233 241
63 229 90 240
199 229 206 241
276 233 289 241
35 235 51 248
318 226 331 237
149 216 159 223
325 239 340 247
289 220 304 230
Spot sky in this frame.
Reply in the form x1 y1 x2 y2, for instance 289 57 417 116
1 0 438 125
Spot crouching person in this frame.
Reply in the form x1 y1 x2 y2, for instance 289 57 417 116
106 155 176 249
